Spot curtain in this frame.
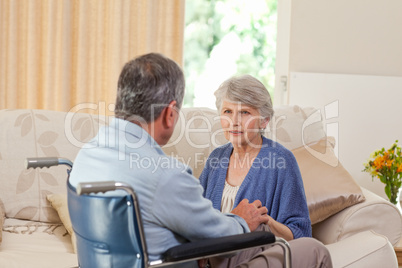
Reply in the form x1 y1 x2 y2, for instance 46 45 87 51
0 0 185 115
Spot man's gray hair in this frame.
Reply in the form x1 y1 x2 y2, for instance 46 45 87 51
114 53 185 123
214 74 274 120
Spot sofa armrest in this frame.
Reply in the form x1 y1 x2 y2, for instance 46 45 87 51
312 187 402 246
325 230 398 268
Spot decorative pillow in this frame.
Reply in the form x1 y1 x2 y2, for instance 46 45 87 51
292 137 365 225
47 194 77 253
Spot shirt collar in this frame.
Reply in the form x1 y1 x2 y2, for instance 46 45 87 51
109 118 165 154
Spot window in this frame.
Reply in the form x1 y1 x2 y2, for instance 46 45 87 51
183 0 278 108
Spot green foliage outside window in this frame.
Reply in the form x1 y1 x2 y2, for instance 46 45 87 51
183 0 277 107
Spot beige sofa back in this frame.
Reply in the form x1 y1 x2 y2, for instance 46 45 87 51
1 106 350 225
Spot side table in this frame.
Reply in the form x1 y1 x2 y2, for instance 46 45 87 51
395 238 402 266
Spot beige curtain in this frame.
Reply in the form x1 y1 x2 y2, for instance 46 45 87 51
0 0 185 115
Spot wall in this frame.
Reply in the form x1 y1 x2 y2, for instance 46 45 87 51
288 72 402 199
283 0 402 198
288 0 402 77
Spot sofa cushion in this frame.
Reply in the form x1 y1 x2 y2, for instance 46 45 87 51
312 187 402 246
47 194 77 253
292 137 365 224
0 218 77 267
0 109 107 223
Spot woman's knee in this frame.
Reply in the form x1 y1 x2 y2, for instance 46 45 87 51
292 238 332 268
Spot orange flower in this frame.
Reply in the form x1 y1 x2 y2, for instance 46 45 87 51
397 163 402 173
373 156 385 169
386 159 394 168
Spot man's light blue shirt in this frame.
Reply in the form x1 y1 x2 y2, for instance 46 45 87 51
69 118 249 262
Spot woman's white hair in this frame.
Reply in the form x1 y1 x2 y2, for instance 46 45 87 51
214 74 274 120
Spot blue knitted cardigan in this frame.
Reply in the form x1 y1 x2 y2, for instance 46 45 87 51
199 136 312 239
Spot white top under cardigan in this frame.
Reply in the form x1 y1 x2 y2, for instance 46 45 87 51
221 181 240 213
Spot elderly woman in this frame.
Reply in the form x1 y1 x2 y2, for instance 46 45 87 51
199 75 332 267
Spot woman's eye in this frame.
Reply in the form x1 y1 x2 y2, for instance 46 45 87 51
240 111 250 115
223 110 231 114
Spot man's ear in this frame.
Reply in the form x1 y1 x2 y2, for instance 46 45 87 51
163 100 177 128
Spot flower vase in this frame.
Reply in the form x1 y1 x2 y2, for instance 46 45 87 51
387 183 400 204
399 189 402 213
389 190 399 206
393 188 402 213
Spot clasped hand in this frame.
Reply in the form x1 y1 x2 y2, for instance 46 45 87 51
231 199 269 231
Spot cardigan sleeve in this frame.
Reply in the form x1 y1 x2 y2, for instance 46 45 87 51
199 159 209 196
274 150 312 238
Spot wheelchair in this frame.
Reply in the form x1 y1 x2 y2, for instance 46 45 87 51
26 157 291 268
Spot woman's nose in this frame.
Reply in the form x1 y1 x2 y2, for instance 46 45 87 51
232 113 240 126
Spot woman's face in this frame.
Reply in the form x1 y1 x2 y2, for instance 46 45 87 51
220 100 268 148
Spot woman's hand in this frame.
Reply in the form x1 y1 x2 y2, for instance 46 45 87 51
266 216 294 241
231 199 269 231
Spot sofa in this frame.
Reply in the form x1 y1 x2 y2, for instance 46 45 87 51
0 106 401 268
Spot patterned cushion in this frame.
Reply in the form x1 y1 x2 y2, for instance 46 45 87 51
0 109 108 223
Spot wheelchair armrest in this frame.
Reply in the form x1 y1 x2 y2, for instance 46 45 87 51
163 231 275 262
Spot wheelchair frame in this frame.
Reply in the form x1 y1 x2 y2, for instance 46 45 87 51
26 157 291 268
